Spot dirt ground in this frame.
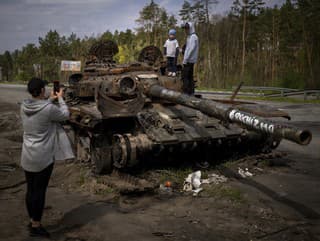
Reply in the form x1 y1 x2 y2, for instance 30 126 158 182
0 85 319 241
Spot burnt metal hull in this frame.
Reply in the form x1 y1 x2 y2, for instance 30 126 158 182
67 101 278 173
64 41 311 174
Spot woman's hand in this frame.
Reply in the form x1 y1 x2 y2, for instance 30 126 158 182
56 88 64 98
50 88 64 100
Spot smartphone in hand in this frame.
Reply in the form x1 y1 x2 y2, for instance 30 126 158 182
53 81 60 94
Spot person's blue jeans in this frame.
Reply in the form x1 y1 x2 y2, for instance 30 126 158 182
167 57 177 73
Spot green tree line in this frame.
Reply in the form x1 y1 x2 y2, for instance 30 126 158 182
0 0 319 89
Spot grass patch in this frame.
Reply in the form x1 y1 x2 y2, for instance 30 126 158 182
222 161 234 168
258 159 271 167
94 186 115 195
203 185 245 203
157 167 193 187
78 168 86 186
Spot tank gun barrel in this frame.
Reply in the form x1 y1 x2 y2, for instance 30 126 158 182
148 85 312 145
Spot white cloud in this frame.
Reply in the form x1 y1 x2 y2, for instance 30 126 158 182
0 0 286 53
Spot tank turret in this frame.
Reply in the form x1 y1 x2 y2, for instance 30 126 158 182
65 40 312 174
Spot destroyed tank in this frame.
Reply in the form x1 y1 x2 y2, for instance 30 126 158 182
64 40 312 174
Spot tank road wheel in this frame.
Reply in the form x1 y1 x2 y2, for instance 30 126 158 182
91 145 113 174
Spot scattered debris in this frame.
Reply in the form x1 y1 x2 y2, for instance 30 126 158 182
238 167 253 178
164 180 172 188
159 184 173 195
202 173 228 185
0 164 16 172
192 188 203 196
254 167 264 172
183 171 228 196
183 170 202 194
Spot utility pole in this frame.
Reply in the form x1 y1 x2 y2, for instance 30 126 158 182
0 66 2 81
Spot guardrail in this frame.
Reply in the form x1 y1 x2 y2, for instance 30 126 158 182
265 90 320 100
198 86 320 100
234 86 298 97
235 86 299 92
235 86 320 100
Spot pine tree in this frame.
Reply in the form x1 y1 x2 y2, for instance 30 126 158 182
297 0 320 87
192 1 206 24
136 0 162 45
2 51 13 81
179 1 193 22
231 0 265 80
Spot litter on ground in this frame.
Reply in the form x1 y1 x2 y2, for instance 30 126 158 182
238 167 253 178
183 171 228 196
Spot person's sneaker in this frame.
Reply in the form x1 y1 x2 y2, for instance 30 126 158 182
168 72 172 76
30 225 50 238
172 72 176 77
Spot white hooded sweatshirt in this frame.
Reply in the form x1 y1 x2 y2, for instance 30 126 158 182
21 97 74 172
183 22 199 64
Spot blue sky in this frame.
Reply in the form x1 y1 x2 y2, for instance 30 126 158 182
0 0 285 53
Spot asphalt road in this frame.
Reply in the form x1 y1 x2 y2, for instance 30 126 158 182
0 84 42 105
1 83 319 202
1 83 319 240
2 83 319 206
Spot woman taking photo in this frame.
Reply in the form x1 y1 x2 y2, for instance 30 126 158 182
21 77 74 238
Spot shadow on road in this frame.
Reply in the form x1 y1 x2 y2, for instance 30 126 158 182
218 166 320 220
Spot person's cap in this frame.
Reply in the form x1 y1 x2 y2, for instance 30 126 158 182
169 29 176 35
27 77 46 96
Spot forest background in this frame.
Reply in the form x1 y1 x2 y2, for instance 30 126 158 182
0 0 319 89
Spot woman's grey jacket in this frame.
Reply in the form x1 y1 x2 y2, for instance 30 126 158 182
21 96 74 172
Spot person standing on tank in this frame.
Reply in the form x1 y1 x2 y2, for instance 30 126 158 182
181 22 199 95
21 77 74 238
163 29 180 77
163 29 179 77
